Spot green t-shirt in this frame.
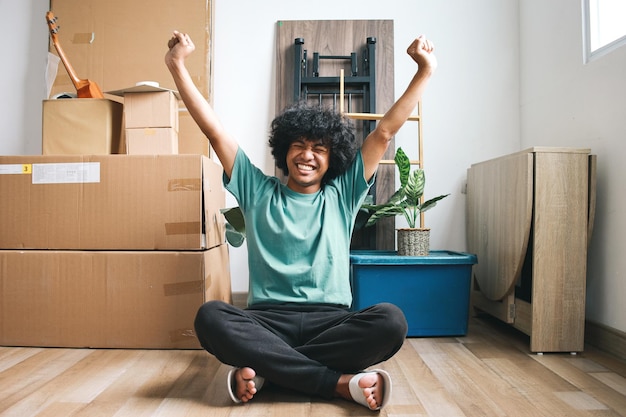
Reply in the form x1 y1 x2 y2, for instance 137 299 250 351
225 148 373 307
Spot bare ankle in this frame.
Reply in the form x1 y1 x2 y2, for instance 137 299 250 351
334 374 353 400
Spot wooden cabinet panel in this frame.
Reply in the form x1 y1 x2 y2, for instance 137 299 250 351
467 152 533 301
467 147 596 353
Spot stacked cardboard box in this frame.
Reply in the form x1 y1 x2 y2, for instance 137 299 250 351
19 0 220 349
123 90 179 154
41 93 208 157
109 85 180 155
47 0 212 157
0 154 230 349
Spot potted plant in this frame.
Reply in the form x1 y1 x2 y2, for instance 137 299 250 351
358 147 449 256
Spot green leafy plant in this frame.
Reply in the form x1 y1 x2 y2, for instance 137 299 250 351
221 206 246 247
359 147 449 229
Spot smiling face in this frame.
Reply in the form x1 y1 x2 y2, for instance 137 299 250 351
285 138 331 194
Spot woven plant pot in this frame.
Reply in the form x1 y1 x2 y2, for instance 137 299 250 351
397 228 430 256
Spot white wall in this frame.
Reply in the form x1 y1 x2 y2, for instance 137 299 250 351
212 0 521 294
1 0 50 155
7 1 623 335
519 0 626 332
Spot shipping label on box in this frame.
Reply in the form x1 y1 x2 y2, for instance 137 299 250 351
0 246 231 349
31 161 101 184
0 154 225 250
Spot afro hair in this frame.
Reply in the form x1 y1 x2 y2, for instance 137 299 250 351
269 102 358 183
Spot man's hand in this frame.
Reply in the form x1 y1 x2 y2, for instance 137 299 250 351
407 35 437 74
165 30 196 66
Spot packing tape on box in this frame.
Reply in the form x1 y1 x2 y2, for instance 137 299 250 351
163 279 204 296
168 178 202 191
164 221 202 236
72 32 95 44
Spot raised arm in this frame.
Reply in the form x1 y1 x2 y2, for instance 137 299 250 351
361 35 437 181
165 31 238 177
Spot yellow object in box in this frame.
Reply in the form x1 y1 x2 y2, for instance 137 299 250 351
42 98 123 155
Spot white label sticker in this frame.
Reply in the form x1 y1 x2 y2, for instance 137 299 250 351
0 164 31 174
32 162 101 184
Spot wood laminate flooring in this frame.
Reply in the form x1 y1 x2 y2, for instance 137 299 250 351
1 315 625 416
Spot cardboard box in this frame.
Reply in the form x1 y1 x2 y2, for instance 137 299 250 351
124 91 178 128
111 88 209 156
350 250 478 337
0 245 231 349
0 154 225 250
48 0 213 99
47 0 214 157
126 128 178 155
42 98 123 155
124 91 179 129
106 85 180 130
179 110 210 156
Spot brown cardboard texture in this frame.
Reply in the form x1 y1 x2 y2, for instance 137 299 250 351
179 110 210 156
42 98 123 155
126 128 179 155
0 155 225 250
108 82 208 157
0 246 231 349
122 91 179 130
107 84 181 98
48 0 212 99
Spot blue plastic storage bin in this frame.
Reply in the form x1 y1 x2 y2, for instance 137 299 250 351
350 250 478 337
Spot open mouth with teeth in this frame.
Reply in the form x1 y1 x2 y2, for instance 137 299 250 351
297 163 315 172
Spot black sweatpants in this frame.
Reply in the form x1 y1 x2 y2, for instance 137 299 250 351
194 300 408 399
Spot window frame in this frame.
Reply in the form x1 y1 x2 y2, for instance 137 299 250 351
582 0 626 63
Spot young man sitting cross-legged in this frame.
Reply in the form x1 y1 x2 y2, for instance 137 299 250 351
165 30 437 411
